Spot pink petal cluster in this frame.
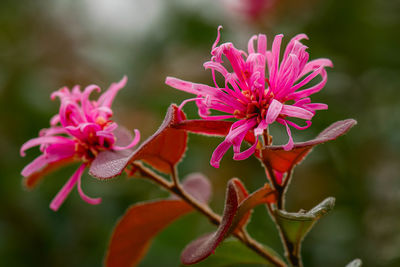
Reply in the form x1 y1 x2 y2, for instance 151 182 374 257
166 27 332 168
20 76 140 211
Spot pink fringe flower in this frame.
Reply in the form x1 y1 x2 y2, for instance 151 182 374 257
20 77 140 211
166 27 332 168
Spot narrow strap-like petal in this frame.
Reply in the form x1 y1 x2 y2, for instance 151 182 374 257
81 85 101 121
277 118 294 151
212 25 223 50
257 34 267 55
280 105 313 120
21 154 48 177
49 164 86 211
20 136 73 156
77 172 101 205
98 76 127 108
247 35 257 54
113 129 140 151
265 99 283 124
269 34 284 89
233 136 258 160
210 140 232 168
285 119 312 130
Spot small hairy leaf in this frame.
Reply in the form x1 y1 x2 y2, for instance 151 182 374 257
90 104 188 178
106 173 211 267
261 119 357 174
231 183 277 234
346 258 362 267
274 197 335 258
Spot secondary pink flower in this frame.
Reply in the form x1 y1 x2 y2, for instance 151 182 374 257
227 0 276 21
166 27 332 168
20 76 140 211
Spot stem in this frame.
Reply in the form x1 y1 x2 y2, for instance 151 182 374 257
263 163 301 267
131 162 286 267
266 203 302 267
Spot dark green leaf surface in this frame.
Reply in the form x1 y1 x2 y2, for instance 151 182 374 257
275 197 335 255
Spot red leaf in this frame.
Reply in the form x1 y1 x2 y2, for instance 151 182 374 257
106 173 212 267
90 104 188 179
106 200 192 267
175 173 212 204
261 119 357 173
181 178 276 265
181 180 238 265
230 179 251 231
174 119 256 144
231 183 276 235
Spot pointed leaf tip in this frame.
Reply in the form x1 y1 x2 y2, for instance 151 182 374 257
275 197 336 255
261 118 357 174
127 104 188 174
346 258 362 267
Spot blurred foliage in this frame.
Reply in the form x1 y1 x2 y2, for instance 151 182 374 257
1 0 400 266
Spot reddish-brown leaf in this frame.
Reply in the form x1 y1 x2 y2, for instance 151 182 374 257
230 183 276 235
106 200 192 267
175 173 212 204
261 119 357 173
181 180 238 265
230 179 250 231
90 104 188 179
106 173 212 267
181 178 276 265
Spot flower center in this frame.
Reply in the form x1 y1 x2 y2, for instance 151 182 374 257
74 119 115 162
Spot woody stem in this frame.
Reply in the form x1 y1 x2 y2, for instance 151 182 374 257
262 161 301 267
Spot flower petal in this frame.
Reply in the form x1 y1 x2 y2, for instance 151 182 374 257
113 129 141 151
98 76 127 108
280 105 313 120
265 99 283 124
210 140 232 168
20 136 73 156
77 172 101 205
49 164 86 211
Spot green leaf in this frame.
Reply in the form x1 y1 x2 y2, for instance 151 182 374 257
274 197 335 255
188 239 275 267
345 259 362 267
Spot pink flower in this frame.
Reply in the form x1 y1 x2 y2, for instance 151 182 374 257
166 27 332 168
20 77 140 211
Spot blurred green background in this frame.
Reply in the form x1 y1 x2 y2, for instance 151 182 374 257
1 0 399 266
